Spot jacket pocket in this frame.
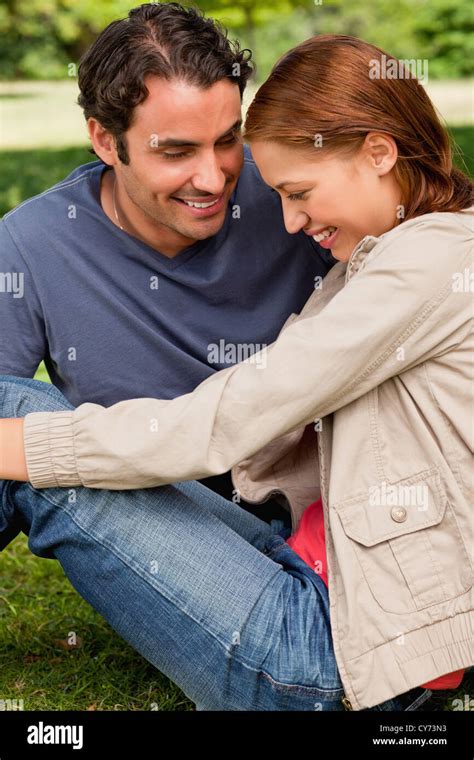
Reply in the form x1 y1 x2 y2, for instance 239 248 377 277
332 467 474 614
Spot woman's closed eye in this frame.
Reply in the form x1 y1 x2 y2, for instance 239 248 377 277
287 192 308 201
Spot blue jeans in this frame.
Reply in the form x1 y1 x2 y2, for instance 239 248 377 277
0 375 434 711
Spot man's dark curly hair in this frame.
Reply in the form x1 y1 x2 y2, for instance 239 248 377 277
77 2 255 164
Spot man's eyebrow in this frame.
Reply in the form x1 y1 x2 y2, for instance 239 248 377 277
149 119 242 149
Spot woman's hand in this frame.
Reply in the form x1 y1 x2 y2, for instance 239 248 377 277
0 419 28 481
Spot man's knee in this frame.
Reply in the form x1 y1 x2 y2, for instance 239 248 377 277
0 374 74 417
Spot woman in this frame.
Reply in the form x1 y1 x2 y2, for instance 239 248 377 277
1 35 473 711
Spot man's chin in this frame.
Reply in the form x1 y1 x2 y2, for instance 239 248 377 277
178 214 227 241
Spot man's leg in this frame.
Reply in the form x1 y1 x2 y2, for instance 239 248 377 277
0 376 299 709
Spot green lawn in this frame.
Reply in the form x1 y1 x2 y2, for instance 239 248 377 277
0 146 94 219
0 534 193 710
1 124 473 712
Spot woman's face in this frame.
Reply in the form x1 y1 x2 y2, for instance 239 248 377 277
249 134 403 262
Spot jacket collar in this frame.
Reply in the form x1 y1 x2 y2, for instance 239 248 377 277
345 234 380 282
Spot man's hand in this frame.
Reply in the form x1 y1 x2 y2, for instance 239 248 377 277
0 419 29 481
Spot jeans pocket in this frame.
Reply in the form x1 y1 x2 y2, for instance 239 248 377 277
257 668 346 711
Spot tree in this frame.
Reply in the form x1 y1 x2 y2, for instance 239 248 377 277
0 0 472 80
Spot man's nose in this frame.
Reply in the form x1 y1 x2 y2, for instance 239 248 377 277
192 152 226 196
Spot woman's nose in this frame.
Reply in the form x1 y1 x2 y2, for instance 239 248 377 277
282 204 310 236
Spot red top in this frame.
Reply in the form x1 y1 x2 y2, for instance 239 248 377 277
285 497 465 690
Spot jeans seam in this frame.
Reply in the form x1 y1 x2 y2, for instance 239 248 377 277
260 669 345 699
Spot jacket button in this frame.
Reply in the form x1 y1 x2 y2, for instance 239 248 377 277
341 696 353 710
391 506 407 522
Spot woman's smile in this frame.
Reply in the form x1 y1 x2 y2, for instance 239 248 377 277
315 228 339 249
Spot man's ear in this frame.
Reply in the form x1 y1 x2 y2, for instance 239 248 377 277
87 118 119 166
363 132 398 176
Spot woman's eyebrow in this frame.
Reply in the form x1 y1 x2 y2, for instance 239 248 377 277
275 180 305 190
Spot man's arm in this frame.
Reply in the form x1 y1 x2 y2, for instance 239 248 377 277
0 419 28 481
0 221 46 377
0 220 45 480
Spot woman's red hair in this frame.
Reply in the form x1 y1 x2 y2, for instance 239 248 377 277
243 35 473 221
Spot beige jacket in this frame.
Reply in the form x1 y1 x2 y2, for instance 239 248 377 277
23 206 474 710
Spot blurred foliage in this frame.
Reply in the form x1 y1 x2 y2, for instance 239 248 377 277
300 0 474 79
0 0 133 79
0 0 472 81
412 0 474 78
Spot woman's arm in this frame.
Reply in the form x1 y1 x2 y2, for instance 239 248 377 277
16 217 473 490
0 419 28 480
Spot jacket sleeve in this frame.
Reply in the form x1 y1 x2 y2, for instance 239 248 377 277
22 216 473 489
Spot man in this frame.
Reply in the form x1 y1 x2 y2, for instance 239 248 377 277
0 2 333 521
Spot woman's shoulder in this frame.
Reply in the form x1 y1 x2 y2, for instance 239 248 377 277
366 205 473 269
346 205 473 297
384 205 473 243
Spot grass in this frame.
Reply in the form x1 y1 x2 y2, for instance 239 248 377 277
0 146 95 218
0 536 193 710
0 81 87 149
0 84 473 711
450 125 474 177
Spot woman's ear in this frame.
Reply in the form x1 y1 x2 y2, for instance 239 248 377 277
363 132 398 176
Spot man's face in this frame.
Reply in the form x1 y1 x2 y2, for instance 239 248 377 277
116 76 244 244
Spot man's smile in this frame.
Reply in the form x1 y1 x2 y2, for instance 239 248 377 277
170 191 226 217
